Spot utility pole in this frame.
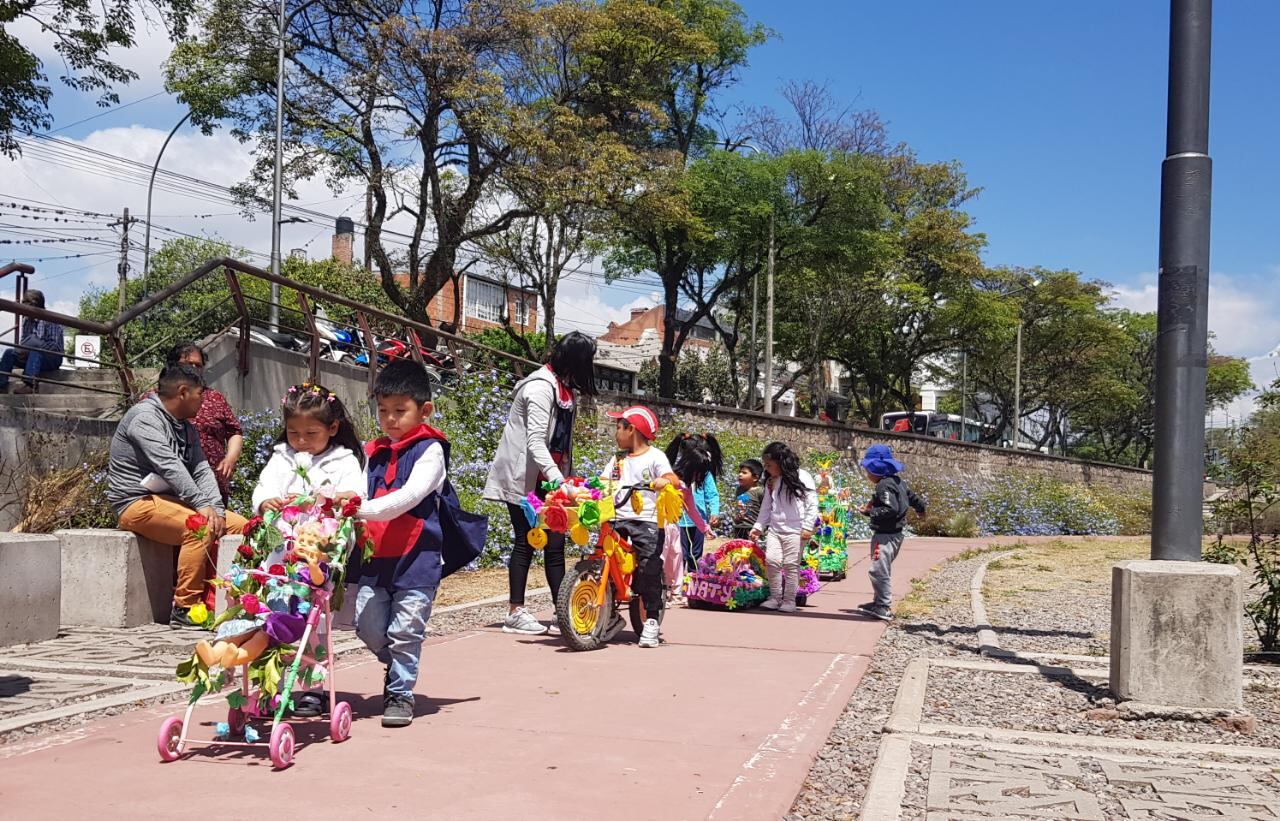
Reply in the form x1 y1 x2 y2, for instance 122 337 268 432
270 0 288 332
363 186 373 270
1012 319 1023 450
1152 0 1213 562
763 210 776 415
113 208 132 318
747 269 759 408
960 351 967 442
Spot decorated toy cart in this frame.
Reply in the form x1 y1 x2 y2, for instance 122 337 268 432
157 493 370 769
804 492 851 581
685 539 821 609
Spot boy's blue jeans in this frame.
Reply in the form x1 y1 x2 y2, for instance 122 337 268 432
354 584 437 698
0 348 62 388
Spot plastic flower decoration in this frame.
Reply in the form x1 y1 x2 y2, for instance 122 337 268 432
185 513 209 542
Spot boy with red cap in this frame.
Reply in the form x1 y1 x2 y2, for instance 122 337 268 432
600 406 679 648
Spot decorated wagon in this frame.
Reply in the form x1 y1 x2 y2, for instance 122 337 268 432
684 538 821 609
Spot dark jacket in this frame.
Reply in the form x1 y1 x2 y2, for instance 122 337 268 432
865 475 926 535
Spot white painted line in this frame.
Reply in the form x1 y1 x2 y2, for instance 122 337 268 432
708 652 863 820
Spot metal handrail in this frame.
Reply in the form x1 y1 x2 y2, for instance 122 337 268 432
0 256 541 397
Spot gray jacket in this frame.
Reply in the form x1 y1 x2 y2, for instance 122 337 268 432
107 394 224 516
483 367 571 505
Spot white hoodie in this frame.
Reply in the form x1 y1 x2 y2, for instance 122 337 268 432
251 443 365 513
753 469 819 536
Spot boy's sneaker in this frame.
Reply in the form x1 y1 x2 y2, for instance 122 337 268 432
503 607 549 635
638 618 660 648
857 604 893 622
169 606 204 630
760 597 781 611
779 601 797 613
857 601 877 612
381 694 415 728
546 622 561 637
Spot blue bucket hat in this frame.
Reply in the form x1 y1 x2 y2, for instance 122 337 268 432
860 444 904 477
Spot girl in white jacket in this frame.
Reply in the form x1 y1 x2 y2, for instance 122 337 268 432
749 441 819 612
251 383 366 514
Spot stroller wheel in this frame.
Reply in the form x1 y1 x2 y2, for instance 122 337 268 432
157 717 185 762
330 701 353 743
270 722 296 769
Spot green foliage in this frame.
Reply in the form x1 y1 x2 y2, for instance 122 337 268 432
466 328 548 374
640 347 736 405
0 0 194 156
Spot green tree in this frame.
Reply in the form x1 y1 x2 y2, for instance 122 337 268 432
605 0 769 398
167 0 705 332
0 0 194 156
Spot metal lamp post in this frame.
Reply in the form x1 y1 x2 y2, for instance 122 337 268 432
142 111 192 297
1000 278 1039 450
269 0 289 332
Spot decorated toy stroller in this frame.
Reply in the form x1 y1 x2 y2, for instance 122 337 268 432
686 538 821 609
157 493 371 769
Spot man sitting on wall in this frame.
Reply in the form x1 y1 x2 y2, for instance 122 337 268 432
107 364 246 628
0 289 64 394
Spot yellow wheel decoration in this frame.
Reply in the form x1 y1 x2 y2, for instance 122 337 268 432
570 524 590 546
569 577 601 635
527 527 548 549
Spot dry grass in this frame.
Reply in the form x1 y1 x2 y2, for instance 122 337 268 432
982 538 1149 603
896 567 954 620
434 566 546 609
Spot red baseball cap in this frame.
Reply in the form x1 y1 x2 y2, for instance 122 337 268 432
607 405 659 440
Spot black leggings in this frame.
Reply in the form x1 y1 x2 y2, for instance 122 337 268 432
612 520 663 618
506 503 566 606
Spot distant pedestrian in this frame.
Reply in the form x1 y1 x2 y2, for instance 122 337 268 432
0 289 64 394
855 444 926 622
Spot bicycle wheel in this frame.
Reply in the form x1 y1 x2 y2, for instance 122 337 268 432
555 559 613 651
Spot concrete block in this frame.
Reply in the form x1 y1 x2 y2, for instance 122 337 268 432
0 534 61 646
56 530 175 628
1110 560 1243 710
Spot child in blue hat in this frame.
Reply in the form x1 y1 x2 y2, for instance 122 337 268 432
856 444 925 621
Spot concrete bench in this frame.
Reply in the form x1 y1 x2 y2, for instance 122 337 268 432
54 530 253 628
56 530 175 628
0 533 61 646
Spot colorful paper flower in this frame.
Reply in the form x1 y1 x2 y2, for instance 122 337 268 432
187 603 209 626
569 524 590 546
577 501 600 528
244 726 259 743
543 504 570 533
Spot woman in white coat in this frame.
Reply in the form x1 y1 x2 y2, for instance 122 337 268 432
484 332 597 635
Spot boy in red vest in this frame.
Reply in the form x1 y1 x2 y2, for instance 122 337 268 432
351 360 484 727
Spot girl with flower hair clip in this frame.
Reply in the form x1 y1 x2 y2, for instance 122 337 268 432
252 383 366 527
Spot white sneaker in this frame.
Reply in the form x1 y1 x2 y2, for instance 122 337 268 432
779 601 797 613
638 618 660 648
502 607 549 635
546 622 561 637
760 598 781 610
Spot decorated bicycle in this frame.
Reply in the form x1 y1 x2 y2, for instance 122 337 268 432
158 491 371 769
523 477 695 650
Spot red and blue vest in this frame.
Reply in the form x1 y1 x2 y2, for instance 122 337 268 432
354 424 449 591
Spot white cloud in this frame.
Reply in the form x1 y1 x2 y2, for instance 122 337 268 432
553 274 659 336
1109 273 1280 360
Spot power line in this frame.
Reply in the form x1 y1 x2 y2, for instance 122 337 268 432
42 91 168 135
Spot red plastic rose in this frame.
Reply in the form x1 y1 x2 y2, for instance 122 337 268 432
185 513 208 532
341 497 361 518
268 564 287 577
542 504 570 533
240 593 262 615
236 543 254 559
243 516 264 537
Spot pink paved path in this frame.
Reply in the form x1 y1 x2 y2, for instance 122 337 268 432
0 538 975 821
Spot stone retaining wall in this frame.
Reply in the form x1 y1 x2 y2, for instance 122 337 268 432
584 395 1152 495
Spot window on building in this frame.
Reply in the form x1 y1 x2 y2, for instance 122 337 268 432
595 365 633 394
513 293 532 327
466 279 505 323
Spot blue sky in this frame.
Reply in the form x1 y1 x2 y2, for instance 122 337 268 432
2 1 1277 411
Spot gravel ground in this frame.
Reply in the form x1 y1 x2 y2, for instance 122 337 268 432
922 665 1280 748
784 553 994 821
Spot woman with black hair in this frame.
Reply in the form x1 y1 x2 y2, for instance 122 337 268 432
749 441 819 613
164 341 243 504
484 331 598 636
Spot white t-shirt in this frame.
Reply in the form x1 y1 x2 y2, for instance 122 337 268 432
600 448 675 524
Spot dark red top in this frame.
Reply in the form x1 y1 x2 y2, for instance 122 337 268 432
192 389 241 502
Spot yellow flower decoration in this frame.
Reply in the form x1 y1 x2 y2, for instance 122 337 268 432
631 492 644 514
618 552 635 575
527 527 548 550
656 484 684 527
570 524 590 546
187 603 209 626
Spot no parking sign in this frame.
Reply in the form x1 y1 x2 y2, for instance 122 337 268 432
74 335 100 368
